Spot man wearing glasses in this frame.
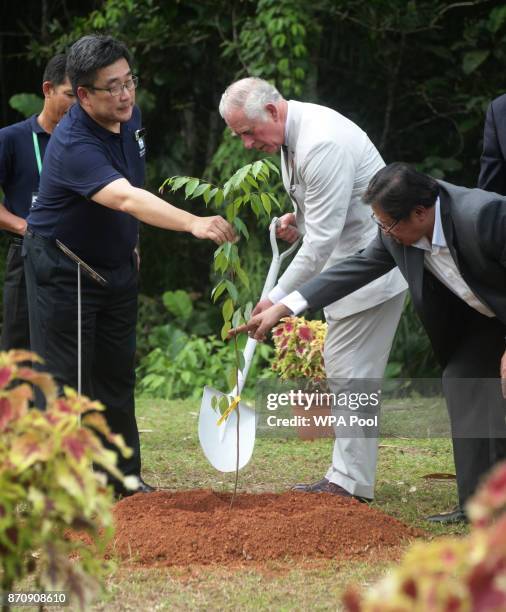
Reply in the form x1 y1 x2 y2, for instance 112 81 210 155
234 162 506 524
23 35 235 497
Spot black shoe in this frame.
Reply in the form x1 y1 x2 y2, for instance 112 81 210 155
291 477 372 503
114 478 156 499
136 478 156 494
426 507 468 524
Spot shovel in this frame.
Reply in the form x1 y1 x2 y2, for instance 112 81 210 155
199 217 300 472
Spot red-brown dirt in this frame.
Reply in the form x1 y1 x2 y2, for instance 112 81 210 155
110 489 422 567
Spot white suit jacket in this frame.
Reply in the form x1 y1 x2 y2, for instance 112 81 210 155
275 100 407 319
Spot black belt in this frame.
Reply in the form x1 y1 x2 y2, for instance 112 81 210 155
6 233 23 246
25 227 52 244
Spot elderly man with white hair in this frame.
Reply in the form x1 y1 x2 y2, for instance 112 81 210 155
219 77 407 502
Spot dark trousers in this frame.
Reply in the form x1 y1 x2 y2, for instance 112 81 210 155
23 230 141 478
439 294 506 507
1 239 30 350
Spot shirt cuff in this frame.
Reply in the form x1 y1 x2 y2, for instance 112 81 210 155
280 291 308 316
268 285 287 303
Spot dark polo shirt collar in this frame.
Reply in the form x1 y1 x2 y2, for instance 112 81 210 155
74 103 125 141
29 114 48 135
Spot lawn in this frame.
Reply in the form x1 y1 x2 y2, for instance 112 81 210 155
83 396 466 611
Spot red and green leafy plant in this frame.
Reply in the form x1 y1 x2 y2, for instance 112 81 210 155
343 460 506 611
272 316 327 382
0 350 133 611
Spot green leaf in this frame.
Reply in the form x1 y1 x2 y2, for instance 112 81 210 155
225 202 235 223
192 183 211 199
260 192 272 215
223 241 233 259
158 178 171 194
232 164 252 189
272 33 286 48
236 265 250 289
162 290 193 320
462 50 489 75
214 252 227 273
233 217 249 240
236 350 245 373
227 366 238 389
9 93 43 117
232 308 243 329
223 179 233 199
245 174 259 189
211 280 227 302
215 189 224 207
207 187 219 204
170 176 190 192
489 5 506 33
268 192 281 209
185 178 200 198
277 58 290 75
222 298 234 322
219 396 229 413
221 321 232 341
251 194 261 217
244 301 253 321
225 280 238 302
264 159 280 175
252 160 264 179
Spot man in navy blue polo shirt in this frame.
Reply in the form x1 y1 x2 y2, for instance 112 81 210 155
0 54 74 350
24 35 235 497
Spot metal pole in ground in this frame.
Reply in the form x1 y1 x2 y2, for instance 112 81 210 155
55 240 108 410
77 261 81 398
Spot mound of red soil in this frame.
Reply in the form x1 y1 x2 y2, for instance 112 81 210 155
111 490 422 566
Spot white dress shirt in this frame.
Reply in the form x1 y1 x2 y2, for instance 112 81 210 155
412 197 494 317
280 197 495 318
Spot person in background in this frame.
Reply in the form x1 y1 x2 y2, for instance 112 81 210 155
0 54 74 350
478 93 506 195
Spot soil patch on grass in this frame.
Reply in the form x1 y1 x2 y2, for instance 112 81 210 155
111 490 422 566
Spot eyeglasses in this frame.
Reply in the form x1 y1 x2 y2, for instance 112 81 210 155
86 75 139 97
370 212 400 234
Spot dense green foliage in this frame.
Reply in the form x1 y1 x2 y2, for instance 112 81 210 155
136 288 273 399
2 0 505 377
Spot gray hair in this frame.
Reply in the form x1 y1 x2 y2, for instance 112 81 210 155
219 77 282 120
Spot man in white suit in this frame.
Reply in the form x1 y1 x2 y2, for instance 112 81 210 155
219 77 407 501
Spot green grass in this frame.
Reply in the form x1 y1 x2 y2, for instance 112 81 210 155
14 398 468 611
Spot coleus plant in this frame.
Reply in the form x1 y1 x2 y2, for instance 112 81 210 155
343 460 506 611
0 350 134 610
271 316 327 382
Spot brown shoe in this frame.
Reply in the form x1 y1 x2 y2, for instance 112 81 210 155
291 477 371 503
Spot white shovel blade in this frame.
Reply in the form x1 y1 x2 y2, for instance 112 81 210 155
199 386 256 472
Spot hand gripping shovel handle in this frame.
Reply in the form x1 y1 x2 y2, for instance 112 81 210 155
231 217 300 395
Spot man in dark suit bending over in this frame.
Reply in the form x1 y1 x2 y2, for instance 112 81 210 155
233 163 506 524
